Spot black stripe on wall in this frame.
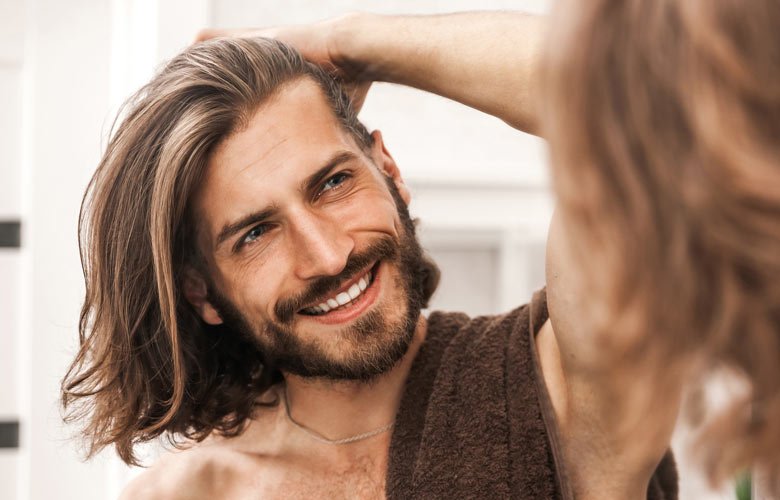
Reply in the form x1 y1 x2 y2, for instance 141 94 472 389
0 420 19 449
0 220 21 247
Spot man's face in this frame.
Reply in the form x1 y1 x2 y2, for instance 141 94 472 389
190 78 426 381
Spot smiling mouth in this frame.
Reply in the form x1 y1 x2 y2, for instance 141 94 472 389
298 261 380 316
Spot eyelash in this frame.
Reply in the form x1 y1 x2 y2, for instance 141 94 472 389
237 224 270 250
235 172 352 251
315 171 351 199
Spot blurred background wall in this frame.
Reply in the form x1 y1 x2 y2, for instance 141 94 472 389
0 0 740 498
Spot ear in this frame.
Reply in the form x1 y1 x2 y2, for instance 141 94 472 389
370 130 411 206
182 269 223 326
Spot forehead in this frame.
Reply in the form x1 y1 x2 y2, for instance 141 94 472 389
195 77 362 242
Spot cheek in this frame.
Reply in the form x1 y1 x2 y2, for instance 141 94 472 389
336 189 402 236
219 260 283 322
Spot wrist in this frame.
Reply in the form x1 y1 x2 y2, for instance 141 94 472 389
328 12 385 81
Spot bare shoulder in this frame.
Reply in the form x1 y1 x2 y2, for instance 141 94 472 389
118 444 263 500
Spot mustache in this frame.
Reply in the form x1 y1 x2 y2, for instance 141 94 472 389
274 236 398 324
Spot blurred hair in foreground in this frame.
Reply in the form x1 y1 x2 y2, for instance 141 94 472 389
543 0 779 492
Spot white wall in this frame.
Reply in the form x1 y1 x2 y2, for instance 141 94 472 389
20 0 115 498
0 1 25 498
7 1 209 499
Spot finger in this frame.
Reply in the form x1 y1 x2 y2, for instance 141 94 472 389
346 81 372 114
194 27 269 43
194 28 228 42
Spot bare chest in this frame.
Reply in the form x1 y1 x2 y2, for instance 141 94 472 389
272 457 386 500
213 451 388 500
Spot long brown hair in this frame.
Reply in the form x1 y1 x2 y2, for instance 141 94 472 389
543 0 780 490
62 37 438 465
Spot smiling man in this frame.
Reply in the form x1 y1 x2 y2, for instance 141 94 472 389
63 21 679 500
193 77 429 384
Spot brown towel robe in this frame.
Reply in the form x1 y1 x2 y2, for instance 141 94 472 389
386 289 677 499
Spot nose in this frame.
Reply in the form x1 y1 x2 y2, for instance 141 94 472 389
288 208 354 280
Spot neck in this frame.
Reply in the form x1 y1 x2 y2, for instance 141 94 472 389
282 315 427 444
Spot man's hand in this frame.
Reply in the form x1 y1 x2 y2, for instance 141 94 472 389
197 12 545 135
196 15 371 112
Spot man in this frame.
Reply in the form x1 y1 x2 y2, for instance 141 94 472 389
61 12 684 500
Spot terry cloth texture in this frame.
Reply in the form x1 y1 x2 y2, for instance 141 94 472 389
386 289 677 500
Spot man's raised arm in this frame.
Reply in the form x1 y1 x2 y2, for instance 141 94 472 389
198 12 680 499
199 12 546 134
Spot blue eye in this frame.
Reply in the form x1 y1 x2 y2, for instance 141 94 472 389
321 172 349 193
241 224 269 246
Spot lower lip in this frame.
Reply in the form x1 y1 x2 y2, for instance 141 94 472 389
302 263 383 325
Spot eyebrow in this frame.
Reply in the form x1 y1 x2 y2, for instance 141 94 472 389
300 150 359 194
214 205 279 250
214 150 360 250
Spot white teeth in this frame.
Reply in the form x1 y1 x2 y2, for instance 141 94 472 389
335 292 351 306
303 269 375 315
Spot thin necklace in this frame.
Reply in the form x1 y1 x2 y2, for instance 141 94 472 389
283 387 395 445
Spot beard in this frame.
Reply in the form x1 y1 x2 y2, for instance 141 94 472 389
206 180 428 382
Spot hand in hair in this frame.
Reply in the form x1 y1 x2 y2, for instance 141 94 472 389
195 15 371 112
196 12 546 135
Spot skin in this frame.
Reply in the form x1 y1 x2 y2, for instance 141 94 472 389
122 11 682 500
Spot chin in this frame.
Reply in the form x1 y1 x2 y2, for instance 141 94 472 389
270 289 420 382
